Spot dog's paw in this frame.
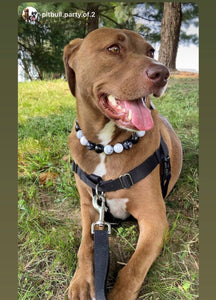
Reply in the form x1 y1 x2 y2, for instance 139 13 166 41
68 270 95 300
107 268 139 300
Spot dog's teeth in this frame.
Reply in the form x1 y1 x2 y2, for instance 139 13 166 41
107 95 117 106
141 97 146 107
122 108 126 113
150 101 155 109
128 110 132 121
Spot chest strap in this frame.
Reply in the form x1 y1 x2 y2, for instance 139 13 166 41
72 135 171 198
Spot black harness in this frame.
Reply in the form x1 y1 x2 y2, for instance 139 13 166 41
72 134 171 198
71 135 171 299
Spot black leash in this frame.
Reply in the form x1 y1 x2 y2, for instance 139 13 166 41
72 135 171 299
94 230 109 300
91 187 111 300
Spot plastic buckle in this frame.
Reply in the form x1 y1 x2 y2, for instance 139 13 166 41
164 156 171 177
72 161 78 173
119 173 134 189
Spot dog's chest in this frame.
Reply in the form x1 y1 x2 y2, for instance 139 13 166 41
93 154 130 220
92 121 130 220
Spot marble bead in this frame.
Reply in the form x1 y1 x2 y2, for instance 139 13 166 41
131 134 139 144
123 140 133 150
80 136 88 146
75 123 80 132
86 141 95 150
95 144 104 153
114 143 123 153
76 130 83 139
104 145 114 155
136 131 146 137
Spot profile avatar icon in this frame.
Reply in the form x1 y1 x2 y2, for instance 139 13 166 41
22 7 38 24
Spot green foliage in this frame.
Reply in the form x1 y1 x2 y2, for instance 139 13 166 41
180 31 199 46
182 3 199 26
18 2 198 80
18 3 87 80
180 3 199 46
18 76 198 299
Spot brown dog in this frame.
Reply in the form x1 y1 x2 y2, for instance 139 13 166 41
22 8 30 22
63 28 182 300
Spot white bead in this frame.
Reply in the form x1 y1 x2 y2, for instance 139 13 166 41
104 145 114 155
80 136 88 146
136 131 146 137
76 130 83 139
114 143 123 153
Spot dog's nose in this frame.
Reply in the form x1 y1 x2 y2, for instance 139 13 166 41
146 64 170 87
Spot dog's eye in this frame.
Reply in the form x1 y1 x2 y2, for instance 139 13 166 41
149 48 155 58
107 44 120 54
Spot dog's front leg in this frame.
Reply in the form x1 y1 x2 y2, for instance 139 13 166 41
108 198 168 300
68 183 97 300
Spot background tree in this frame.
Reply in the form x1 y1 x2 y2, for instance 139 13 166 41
158 2 198 70
158 3 182 71
87 3 99 32
18 2 198 80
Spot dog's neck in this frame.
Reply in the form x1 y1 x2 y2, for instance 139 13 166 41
76 98 132 145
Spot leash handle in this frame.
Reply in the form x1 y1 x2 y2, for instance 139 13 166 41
94 230 109 300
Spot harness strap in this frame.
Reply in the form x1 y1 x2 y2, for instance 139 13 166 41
72 135 171 198
160 138 171 198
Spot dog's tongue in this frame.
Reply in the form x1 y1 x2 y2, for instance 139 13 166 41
125 99 154 131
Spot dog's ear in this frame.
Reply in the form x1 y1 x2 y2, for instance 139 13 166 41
63 38 83 96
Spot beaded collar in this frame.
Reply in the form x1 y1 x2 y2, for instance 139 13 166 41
75 120 146 155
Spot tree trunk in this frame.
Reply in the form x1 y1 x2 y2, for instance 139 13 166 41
87 3 99 33
158 3 182 71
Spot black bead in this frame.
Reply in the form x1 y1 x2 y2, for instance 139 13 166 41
95 144 104 153
75 122 80 132
131 134 140 144
87 142 96 150
123 140 133 150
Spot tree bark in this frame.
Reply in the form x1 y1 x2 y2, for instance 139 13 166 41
87 3 99 33
158 3 182 71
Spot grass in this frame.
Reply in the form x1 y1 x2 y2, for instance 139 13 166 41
18 75 199 299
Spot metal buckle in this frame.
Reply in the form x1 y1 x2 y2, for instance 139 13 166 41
119 173 134 189
91 221 111 235
91 185 111 234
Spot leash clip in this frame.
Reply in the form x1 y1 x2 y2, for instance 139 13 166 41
91 185 111 234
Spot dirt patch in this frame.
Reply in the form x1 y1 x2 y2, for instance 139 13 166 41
171 71 199 78
38 190 81 224
39 171 58 185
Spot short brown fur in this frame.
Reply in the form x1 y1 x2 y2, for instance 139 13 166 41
63 28 182 300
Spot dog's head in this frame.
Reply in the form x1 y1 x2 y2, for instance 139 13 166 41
30 11 37 21
63 28 169 131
